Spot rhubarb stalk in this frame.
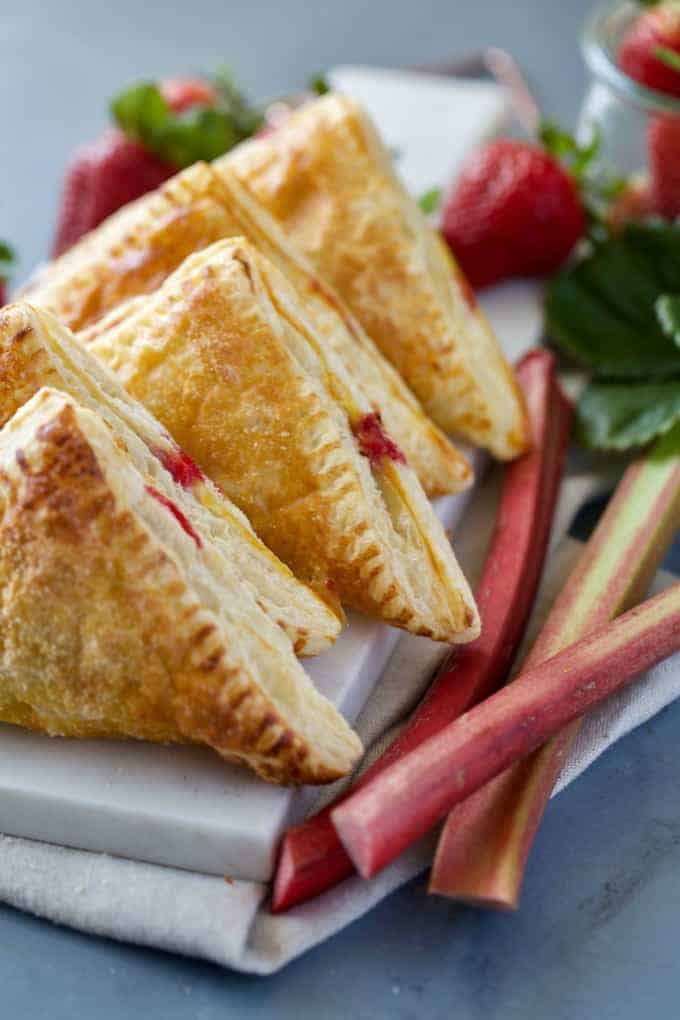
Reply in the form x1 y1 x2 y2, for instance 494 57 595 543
331 583 680 879
271 350 571 911
429 422 680 905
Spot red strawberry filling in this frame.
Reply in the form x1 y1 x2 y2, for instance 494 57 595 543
353 414 406 466
154 446 205 488
145 485 202 548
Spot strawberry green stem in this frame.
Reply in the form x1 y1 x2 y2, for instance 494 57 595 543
332 583 680 880
429 423 680 905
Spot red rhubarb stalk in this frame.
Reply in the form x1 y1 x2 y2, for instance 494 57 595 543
331 583 680 879
271 349 571 911
429 423 680 905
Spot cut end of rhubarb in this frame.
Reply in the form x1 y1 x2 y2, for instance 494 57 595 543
331 804 378 880
430 890 519 912
272 836 300 914
271 813 354 913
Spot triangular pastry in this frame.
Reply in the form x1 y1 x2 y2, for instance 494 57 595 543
81 239 479 643
22 162 471 497
221 93 529 460
0 303 342 656
0 387 361 783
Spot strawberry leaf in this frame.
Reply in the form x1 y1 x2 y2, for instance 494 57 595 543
539 119 626 230
111 82 168 148
418 188 442 214
577 380 680 450
656 45 680 72
657 294 680 346
111 76 263 168
546 221 680 379
210 67 265 137
539 120 600 179
0 242 15 282
308 73 330 96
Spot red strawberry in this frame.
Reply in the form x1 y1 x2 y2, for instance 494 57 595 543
442 139 586 289
619 1 680 98
52 130 175 257
648 114 680 218
160 76 216 113
52 70 262 256
51 74 217 257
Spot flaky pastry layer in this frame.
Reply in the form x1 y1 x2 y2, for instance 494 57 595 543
83 238 479 643
0 389 362 783
222 93 530 460
0 303 341 655
23 161 470 497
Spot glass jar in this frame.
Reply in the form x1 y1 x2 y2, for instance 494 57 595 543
579 0 680 212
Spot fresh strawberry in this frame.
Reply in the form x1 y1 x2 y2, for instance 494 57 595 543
619 1 680 98
648 113 680 218
51 69 262 256
442 138 586 288
160 76 216 112
52 130 175 257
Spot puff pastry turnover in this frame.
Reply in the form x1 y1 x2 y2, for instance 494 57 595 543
0 303 342 655
222 93 530 460
82 239 480 644
0 387 361 783
22 161 471 497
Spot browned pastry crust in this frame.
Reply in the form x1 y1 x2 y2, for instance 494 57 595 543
0 303 342 655
22 162 471 497
0 388 362 784
82 238 479 643
222 93 530 460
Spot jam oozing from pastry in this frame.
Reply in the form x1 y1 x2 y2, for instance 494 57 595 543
145 485 202 548
153 446 205 488
354 413 406 466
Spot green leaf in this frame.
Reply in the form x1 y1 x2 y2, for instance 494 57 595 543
0 241 15 283
545 222 680 379
111 75 263 168
657 294 680 346
624 220 680 293
577 380 680 450
418 188 442 215
656 46 680 72
308 73 330 96
111 82 168 149
539 120 600 180
211 67 265 137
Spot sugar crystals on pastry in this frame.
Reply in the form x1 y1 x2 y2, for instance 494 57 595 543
81 239 480 644
222 93 530 460
0 387 362 783
22 161 471 498
0 302 342 655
